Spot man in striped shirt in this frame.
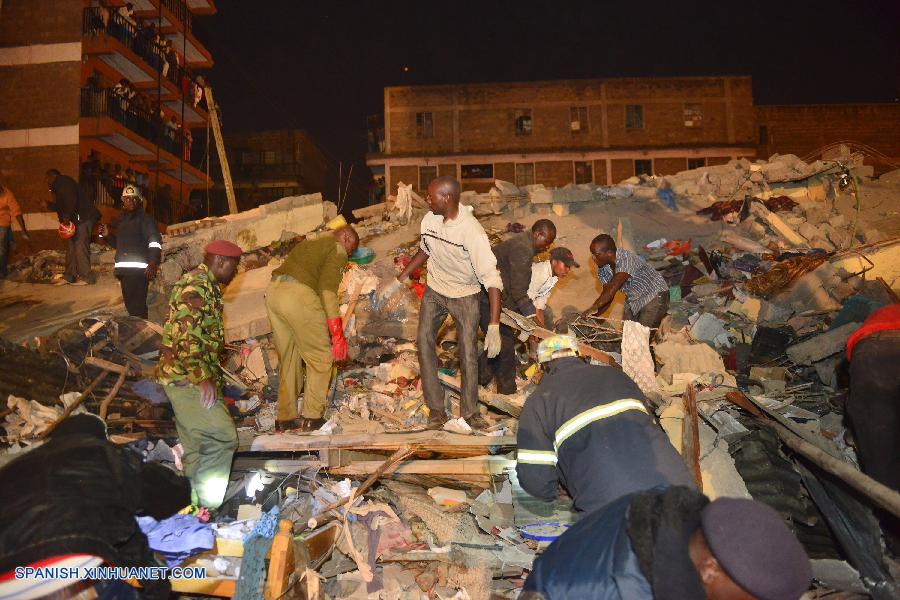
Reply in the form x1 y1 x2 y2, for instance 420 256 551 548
583 234 669 330
516 335 694 514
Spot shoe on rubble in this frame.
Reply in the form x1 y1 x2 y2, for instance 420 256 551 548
70 279 89 286
275 418 303 432
297 417 325 432
425 413 448 431
466 414 491 431
52 278 71 286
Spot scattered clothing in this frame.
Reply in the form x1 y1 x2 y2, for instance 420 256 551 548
234 506 280 600
597 249 668 317
516 357 694 513
528 261 558 312
621 320 659 396
136 514 214 568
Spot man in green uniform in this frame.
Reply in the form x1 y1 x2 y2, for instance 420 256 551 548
266 226 359 432
157 239 242 510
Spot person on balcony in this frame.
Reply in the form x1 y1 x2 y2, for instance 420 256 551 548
98 186 161 319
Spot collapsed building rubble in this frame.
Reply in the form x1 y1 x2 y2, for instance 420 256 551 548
1 151 899 598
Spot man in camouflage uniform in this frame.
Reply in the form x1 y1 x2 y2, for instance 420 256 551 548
157 240 242 510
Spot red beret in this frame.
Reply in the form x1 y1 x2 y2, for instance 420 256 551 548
204 240 243 258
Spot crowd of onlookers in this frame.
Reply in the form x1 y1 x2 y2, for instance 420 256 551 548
86 1 207 110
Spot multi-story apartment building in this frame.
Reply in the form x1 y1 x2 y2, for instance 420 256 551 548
210 129 329 212
0 0 215 228
366 76 757 195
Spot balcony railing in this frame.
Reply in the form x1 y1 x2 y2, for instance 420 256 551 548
83 7 205 108
160 0 193 32
81 174 197 225
81 87 192 161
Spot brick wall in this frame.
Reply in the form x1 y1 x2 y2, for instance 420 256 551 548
0 145 80 213
535 161 572 187
0 0 83 46
385 76 754 156
389 165 418 195
438 163 457 178
610 159 634 184
0 63 81 129
757 104 900 165
593 160 608 185
494 162 515 182
655 157 688 176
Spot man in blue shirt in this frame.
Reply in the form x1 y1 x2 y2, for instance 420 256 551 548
583 234 669 329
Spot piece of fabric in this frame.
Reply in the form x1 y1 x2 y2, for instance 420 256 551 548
119 270 150 319
528 261 558 312
157 264 226 388
0 420 190 600
846 303 900 360
626 486 707 600
597 249 669 315
622 320 659 396
417 286 481 419
234 506 280 600
107 210 161 276
63 218 97 283
524 492 653 599
478 292 518 394
624 290 669 331
164 384 237 509
418 205 503 298
136 514 214 567
493 232 538 315
132 379 169 405
0 188 22 228
266 278 334 420
516 357 695 514
272 236 348 319
847 331 900 492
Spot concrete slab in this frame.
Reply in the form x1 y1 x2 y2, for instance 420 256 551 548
222 264 275 342
786 322 860 365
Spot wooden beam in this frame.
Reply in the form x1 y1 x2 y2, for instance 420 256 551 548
499 309 617 366
244 430 516 455
682 385 703 491
330 455 514 477
438 372 523 417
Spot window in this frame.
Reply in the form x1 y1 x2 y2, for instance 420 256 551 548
418 166 437 191
625 105 643 129
687 158 706 170
574 161 593 184
635 159 652 176
461 164 493 179
570 106 588 133
759 125 768 145
515 109 532 135
683 103 703 127
416 112 434 138
241 151 258 165
515 163 535 187
263 151 278 165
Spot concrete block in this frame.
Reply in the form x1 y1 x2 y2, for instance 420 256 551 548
810 237 835 252
551 203 571 217
826 227 851 251
798 222 818 242
535 204 552 216
804 206 829 225
511 203 533 219
786 322 861 365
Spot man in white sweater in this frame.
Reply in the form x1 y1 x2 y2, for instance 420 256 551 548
384 176 503 430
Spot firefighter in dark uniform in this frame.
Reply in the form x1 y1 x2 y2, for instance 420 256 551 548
98 185 162 319
516 335 695 514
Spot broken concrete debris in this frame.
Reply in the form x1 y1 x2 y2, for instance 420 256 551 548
1 151 898 599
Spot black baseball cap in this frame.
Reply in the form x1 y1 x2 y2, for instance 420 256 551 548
550 247 580 268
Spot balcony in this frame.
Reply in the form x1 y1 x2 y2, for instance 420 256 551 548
82 7 212 120
80 87 209 187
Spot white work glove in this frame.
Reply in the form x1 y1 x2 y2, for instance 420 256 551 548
485 323 502 358
377 278 401 305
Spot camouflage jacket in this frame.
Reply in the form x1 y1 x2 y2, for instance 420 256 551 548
157 263 225 388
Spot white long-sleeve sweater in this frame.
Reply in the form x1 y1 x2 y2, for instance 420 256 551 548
419 205 503 298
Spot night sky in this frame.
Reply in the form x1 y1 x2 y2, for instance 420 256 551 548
194 0 900 211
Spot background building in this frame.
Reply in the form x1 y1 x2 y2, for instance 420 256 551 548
366 76 900 197
366 76 757 195
0 0 216 230
210 129 328 212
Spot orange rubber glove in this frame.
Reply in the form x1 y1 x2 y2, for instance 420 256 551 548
326 318 347 361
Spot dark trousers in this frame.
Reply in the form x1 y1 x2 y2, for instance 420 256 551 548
0 226 9 278
417 286 480 419
625 291 669 331
848 331 900 492
63 218 96 283
478 293 518 394
118 269 149 318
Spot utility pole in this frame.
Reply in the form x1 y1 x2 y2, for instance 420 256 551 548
204 85 237 215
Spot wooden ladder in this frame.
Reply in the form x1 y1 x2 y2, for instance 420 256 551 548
204 85 238 215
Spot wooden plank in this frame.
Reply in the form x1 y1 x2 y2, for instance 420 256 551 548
330 456 514 477
681 385 703 491
500 309 617 366
438 372 523 417
245 430 516 454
